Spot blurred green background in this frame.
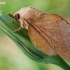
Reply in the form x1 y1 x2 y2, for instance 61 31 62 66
0 0 70 70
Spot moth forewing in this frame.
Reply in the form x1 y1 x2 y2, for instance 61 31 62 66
26 15 70 62
28 25 57 56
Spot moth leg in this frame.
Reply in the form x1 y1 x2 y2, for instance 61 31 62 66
14 27 22 32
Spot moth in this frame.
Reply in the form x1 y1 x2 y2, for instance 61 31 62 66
9 6 70 62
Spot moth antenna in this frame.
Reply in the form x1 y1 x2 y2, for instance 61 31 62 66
9 14 15 18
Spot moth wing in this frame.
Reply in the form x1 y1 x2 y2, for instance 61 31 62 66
27 14 70 62
38 19 70 62
28 25 57 56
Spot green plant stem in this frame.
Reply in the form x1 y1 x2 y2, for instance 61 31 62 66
0 14 70 70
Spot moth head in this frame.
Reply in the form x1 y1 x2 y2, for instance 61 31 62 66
9 7 29 30
9 6 44 30
9 7 32 29
9 13 20 21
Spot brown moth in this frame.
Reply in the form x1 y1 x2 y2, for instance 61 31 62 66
9 6 70 62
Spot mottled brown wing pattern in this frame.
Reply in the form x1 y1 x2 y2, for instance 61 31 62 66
38 20 70 62
27 14 70 62
28 25 57 56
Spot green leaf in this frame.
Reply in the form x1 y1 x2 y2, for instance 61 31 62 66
0 14 70 70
